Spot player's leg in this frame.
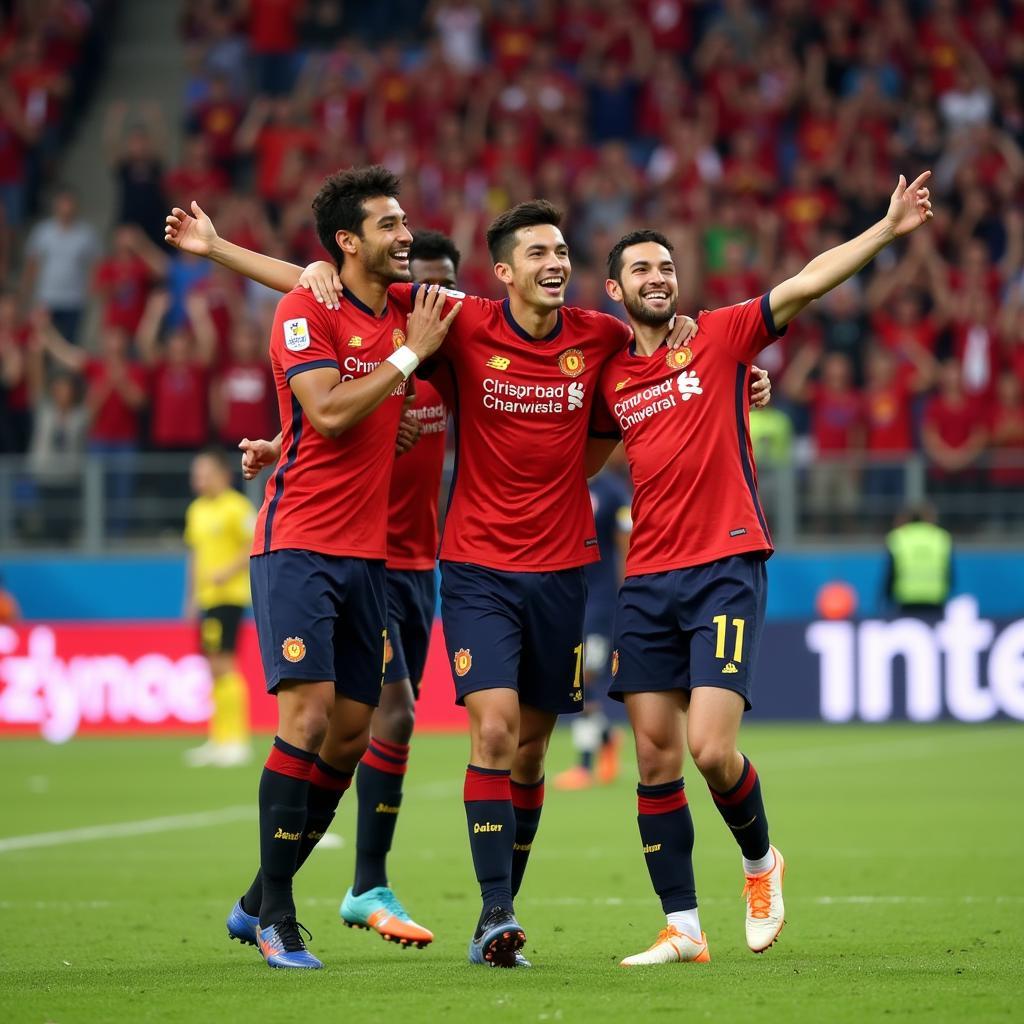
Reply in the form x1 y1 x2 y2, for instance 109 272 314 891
509 702 557 900
686 555 783 952
185 608 232 766
555 633 613 790
205 605 250 765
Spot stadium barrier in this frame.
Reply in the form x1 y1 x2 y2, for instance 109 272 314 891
2 595 1022 743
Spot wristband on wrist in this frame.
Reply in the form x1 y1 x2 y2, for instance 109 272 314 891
386 347 420 380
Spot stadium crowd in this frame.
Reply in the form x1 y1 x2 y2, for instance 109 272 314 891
1 0 1024 534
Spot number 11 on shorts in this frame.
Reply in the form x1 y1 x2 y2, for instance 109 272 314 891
713 615 745 663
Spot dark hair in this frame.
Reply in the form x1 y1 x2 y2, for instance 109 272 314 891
486 199 563 264
195 446 232 473
312 165 402 268
409 229 461 272
606 229 674 282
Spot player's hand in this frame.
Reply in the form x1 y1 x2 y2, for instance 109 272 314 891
405 284 462 360
666 313 698 350
885 171 933 238
298 260 343 309
238 436 281 480
164 200 218 256
395 408 421 455
749 365 771 408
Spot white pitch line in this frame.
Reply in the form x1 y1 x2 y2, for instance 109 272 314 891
0 805 254 854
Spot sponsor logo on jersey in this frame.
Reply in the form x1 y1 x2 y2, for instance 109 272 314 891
347 335 362 347
642 843 662 853
676 369 703 401
558 347 585 377
274 827 301 840
282 636 306 663
722 662 738 674
611 649 619 676
283 318 310 351
667 346 693 369
392 328 406 350
453 647 472 676
486 355 511 371
473 822 503 833
567 381 585 411
614 377 632 392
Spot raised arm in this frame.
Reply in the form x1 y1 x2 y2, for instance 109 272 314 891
769 172 933 329
165 201 307 293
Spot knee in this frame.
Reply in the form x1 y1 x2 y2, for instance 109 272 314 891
284 701 331 752
475 716 517 764
689 736 734 786
634 732 682 786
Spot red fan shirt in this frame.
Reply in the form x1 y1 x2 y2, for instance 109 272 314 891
591 295 781 576
150 362 208 448
216 360 276 445
253 287 408 558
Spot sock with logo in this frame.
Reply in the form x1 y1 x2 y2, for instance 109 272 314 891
708 755 770 861
637 778 697 914
212 669 250 745
353 737 409 894
510 777 544 898
256 736 315 927
240 756 352 916
464 765 516 927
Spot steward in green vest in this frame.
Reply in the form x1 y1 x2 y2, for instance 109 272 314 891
884 505 953 614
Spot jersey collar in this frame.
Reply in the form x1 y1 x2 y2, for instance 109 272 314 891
502 298 563 343
342 285 388 319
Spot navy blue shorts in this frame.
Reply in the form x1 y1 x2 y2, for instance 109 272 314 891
250 550 387 706
383 568 436 695
439 561 588 715
609 554 767 710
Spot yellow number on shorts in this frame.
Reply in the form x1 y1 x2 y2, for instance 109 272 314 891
712 615 746 663
572 642 584 687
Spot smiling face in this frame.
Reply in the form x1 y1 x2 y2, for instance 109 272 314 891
606 241 679 328
341 194 413 284
495 223 572 312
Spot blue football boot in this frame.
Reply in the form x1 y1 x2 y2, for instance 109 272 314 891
226 899 259 947
467 906 526 968
256 916 323 969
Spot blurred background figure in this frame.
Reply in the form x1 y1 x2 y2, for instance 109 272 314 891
0 570 19 623
182 447 255 767
884 503 953 618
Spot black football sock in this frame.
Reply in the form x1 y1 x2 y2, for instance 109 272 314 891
708 755 770 861
295 757 352 871
464 765 516 930
353 737 410 894
510 777 544 898
257 736 315 928
637 778 697 914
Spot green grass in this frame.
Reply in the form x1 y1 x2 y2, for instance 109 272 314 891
1 725 1021 1023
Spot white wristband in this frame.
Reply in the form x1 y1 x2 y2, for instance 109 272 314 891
386 347 420 380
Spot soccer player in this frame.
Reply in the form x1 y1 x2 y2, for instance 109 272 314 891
182 447 256 768
166 166 461 970
586 172 934 966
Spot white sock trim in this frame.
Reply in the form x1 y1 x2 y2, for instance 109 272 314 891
666 909 701 939
743 848 774 875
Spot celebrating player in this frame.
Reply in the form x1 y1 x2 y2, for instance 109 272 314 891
182 447 256 768
586 172 934 966
167 166 461 970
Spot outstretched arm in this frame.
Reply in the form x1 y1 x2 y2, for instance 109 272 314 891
165 201 307 293
769 172 933 329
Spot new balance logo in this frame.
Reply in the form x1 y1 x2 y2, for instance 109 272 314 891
722 662 738 674
347 336 362 347
473 822 503 833
375 802 400 814
486 355 510 370
274 827 301 840
567 381 585 411
676 370 703 401
643 843 662 853
614 378 631 392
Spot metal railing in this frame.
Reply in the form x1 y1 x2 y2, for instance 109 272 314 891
0 451 1021 552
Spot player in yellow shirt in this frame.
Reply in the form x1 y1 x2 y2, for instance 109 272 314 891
183 447 256 767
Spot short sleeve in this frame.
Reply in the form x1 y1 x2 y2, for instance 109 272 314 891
270 289 339 382
706 294 787 364
589 385 621 440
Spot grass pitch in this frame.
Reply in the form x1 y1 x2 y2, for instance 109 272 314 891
1 725 1021 1023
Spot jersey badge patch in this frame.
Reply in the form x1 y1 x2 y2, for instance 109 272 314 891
453 648 472 676
558 347 585 377
666 346 693 369
392 328 406 350
284 318 310 351
282 637 307 663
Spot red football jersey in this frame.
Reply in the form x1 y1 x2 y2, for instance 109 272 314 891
389 284 631 571
591 294 782 577
387 377 449 571
253 287 408 559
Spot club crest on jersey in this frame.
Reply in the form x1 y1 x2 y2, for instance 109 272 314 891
347 335 362 347
282 637 307 663
666 346 693 370
453 648 472 677
392 328 406 350
558 348 585 377
283 318 310 351
611 649 619 676
486 355 510 371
